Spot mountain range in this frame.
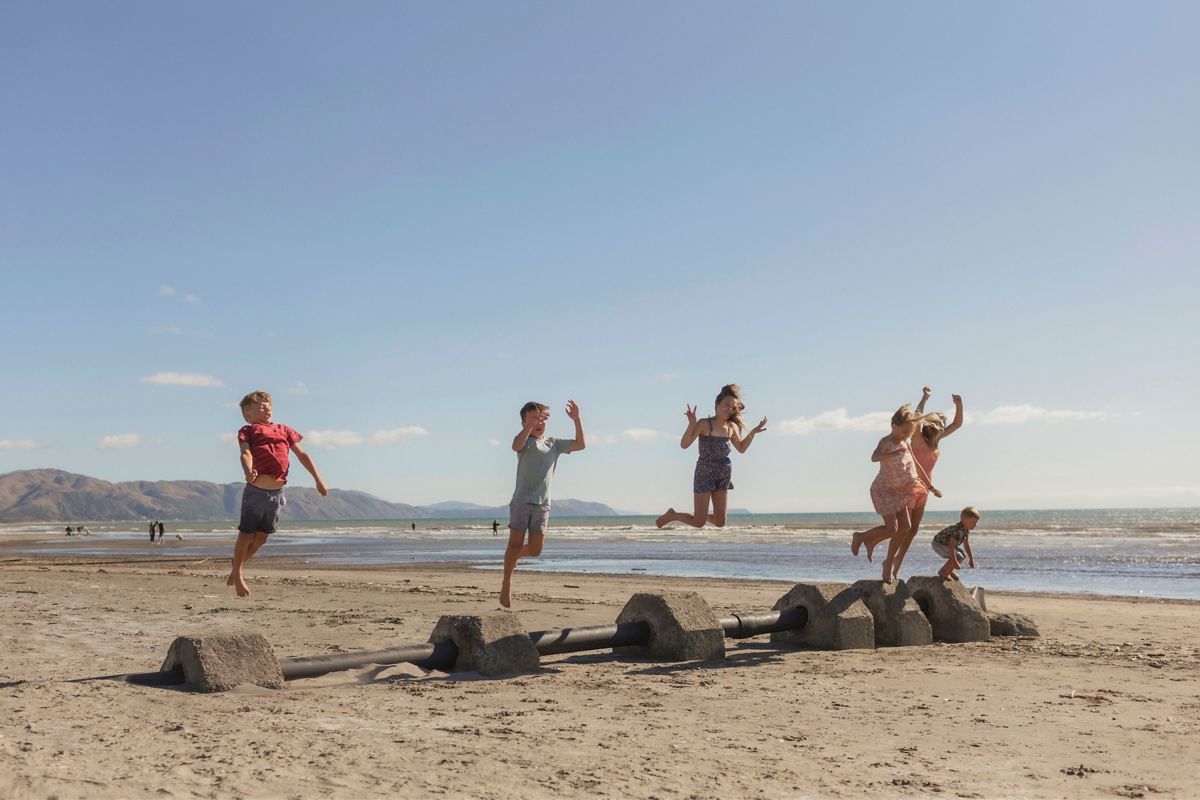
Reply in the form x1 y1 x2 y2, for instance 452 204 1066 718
0 469 620 522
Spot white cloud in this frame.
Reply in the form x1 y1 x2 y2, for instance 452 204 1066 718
975 404 1108 425
368 427 429 447
97 434 162 450
489 439 501 446
217 432 237 443
191 329 212 337
592 433 620 445
622 428 663 442
778 408 892 436
157 285 175 296
305 430 364 450
1131 411 1144 417
184 294 202 304
149 326 182 335
287 381 309 395
141 372 223 387
659 372 681 382
0 439 53 450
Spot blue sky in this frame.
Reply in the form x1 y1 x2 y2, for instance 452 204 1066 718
2 2 1197 513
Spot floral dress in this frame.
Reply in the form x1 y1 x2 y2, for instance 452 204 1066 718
693 418 734 494
869 437 923 516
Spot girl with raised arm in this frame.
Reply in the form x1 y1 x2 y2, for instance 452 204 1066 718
656 384 767 529
850 403 940 583
887 388 965 579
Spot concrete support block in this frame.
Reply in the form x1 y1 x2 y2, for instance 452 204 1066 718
904 576 991 643
770 583 874 650
428 612 540 677
851 580 933 647
614 590 725 662
987 611 1040 638
160 633 284 693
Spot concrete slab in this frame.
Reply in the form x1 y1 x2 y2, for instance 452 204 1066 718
770 583 874 650
428 612 540 677
904 576 991 643
614 590 725 662
987 611 1040 637
160 633 284 693
851 579 933 647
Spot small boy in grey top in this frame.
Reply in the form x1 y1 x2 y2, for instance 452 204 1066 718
500 400 586 608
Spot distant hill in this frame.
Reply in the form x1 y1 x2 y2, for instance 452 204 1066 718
0 469 619 522
426 500 495 511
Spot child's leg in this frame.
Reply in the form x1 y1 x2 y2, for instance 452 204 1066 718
891 506 925 578
228 531 269 597
657 493 712 528
707 490 728 527
880 507 912 582
500 528 527 609
851 513 902 562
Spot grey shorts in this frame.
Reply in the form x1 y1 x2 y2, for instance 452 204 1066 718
932 542 967 561
240 484 286 535
509 500 550 534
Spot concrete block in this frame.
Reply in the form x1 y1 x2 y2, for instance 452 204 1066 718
987 611 1040 637
160 633 284 693
614 590 725 661
428 612 540 677
904 576 991 643
770 583 874 650
851 580 933 647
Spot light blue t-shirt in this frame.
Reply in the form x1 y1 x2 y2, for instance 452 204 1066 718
512 436 573 505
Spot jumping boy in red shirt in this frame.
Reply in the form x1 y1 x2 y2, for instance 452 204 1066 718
229 390 328 597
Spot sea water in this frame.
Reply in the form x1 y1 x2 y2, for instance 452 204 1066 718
6 508 1200 600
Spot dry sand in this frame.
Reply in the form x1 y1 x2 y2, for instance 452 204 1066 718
1 537 1198 799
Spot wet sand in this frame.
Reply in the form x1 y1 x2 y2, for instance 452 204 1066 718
1 537 1198 799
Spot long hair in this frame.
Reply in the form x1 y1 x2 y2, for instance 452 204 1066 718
920 413 948 450
715 384 747 432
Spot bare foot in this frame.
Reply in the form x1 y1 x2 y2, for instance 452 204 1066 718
892 561 902 580
232 574 250 597
881 559 894 584
656 509 675 529
865 539 877 563
499 584 512 608
851 531 862 556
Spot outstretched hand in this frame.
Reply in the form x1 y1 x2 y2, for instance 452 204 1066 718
922 386 933 398
752 417 768 435
930 487 943 498
952 394 962 406
565 400 581 421
685 404 697 425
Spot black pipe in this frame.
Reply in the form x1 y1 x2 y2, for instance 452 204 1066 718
279 641 458 680
718 607 808 639
528 621 652 655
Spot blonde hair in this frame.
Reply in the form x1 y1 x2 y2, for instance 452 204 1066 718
892 403 938 430
715 384 747 433
961 506 981 521
239 391 272 410
920 413 948 450
520 401 549 422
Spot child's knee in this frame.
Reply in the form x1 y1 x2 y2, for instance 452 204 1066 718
712 515 727 528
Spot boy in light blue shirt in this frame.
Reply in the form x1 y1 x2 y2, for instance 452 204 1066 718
500 400 586 608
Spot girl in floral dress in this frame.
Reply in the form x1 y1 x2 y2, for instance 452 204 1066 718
656 384 767 529
851 403 940 582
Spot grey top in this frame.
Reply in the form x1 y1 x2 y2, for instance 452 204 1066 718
512 436 573 505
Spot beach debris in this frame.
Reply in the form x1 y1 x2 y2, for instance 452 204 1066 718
770 582 875 651
986 611 1040 637
904 576 991 643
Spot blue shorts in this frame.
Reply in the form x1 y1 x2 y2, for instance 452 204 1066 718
239 484 285 535
508 500 550 534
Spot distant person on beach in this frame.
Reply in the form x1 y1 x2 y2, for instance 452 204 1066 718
500 400 586 608
65 526 74 536
157 521 165 541
656 384 767 530
229 390 328 598
492 519 499 535
933 507 979 581
149 521 156 542
851 404 940 583
878 388 964 580
412 522 416 531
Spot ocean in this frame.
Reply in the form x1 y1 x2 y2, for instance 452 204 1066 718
5 508 1199 600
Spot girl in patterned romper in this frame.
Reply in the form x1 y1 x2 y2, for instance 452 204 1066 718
656 384 768 529
851 403 940 583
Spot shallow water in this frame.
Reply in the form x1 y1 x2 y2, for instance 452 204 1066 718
7 508 1200 600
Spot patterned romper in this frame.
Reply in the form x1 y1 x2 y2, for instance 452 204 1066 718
693 418 734 494
869 437 923 517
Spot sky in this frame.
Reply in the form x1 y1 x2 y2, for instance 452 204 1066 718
2 2 1198 513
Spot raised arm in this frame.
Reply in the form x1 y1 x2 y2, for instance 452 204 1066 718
679 405 702 449
566 400 586 452
290 442 328 496
941 394 964 438
239 440 257 484
512 410 546 452
731 417 768 454
916 386 932 415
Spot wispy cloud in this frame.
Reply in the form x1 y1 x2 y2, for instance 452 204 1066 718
591 433 620 445
489 439 501 446
217 432 237 443
97 434 162 450
157 285 175 296
368 427 429 447
149 326 182 335
778 408 892 436
0 439 53 450
287 381 309 395
141 372 223 387
659 372 681 382
191 329 212 337
305 430 364 450
184 294 202 304
969 405 1108 425
622 428 664 442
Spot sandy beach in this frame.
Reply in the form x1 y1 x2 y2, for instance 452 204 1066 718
2 537 1198 799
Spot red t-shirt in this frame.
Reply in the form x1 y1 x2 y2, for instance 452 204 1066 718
237 423 302 484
